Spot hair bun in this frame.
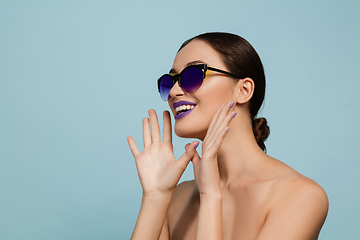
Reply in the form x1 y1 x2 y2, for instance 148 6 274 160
252 117 270 152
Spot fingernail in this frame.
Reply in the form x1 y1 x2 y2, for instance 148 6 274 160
226 127 230 133
230 102 235 108
194 142 200 149
232 112 237 118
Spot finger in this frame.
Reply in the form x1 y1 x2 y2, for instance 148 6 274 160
163 111 172 143
211 102 234 135
213 127 230 151
206 102 234 142
143 117 151 148
191 150 201 166
127 136 140 158
148 109 161 143
206 110 236 146
203 127 230 159
207 103 226 135
176 141 200 169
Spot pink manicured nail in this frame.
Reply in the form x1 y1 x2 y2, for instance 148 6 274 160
232 112 237 118
226 127 230 133
230 102 235 108
194 142 200 149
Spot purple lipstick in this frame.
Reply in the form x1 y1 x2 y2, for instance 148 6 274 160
173 101 196 120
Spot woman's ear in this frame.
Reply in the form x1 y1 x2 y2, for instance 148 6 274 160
235 78 255 104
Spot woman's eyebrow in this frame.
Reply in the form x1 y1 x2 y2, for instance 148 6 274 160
169 60 208 74
186 60 207 67
169 68 177 74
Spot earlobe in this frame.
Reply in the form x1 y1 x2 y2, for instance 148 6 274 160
235 78 255 104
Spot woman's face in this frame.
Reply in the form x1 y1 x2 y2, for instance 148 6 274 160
168 40 236 140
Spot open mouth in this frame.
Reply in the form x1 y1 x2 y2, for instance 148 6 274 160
173 101 196 120
175 105 195 115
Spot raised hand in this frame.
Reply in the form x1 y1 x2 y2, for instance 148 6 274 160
191 102 237 195
127 109 198 197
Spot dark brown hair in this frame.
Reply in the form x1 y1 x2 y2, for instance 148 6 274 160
178 32 270 152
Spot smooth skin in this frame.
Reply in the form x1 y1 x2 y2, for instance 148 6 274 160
128 40 328 240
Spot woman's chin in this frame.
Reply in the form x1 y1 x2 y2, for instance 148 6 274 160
174 125 205 140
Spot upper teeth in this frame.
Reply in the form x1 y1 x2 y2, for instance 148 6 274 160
175 105 195 113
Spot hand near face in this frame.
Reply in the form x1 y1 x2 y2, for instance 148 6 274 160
191 102 236 196
127 110 198 197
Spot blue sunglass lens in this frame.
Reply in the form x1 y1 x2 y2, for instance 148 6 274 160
180 67 204 93
159 66 205 101
159 75 173 101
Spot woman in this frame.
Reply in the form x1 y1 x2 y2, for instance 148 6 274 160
127 32 328 240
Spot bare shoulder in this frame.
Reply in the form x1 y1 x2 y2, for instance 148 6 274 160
272 174 328 215
256 157 329 240
172 180 196 199
267 158 329 210
168 180 197 211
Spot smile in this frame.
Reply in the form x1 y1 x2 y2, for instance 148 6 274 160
175 105 195 114
173 101 196 120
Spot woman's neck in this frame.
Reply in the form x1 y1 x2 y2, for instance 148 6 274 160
215 112 268 188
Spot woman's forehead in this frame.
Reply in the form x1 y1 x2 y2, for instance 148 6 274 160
171 40 225 73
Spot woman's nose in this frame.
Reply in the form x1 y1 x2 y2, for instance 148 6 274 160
169 81 185 98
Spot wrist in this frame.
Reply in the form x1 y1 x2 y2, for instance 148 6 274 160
142 190 173 203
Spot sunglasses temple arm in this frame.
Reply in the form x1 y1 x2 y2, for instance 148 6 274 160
207 66 238 79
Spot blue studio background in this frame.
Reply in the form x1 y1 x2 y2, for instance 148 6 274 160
1 0 359 239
